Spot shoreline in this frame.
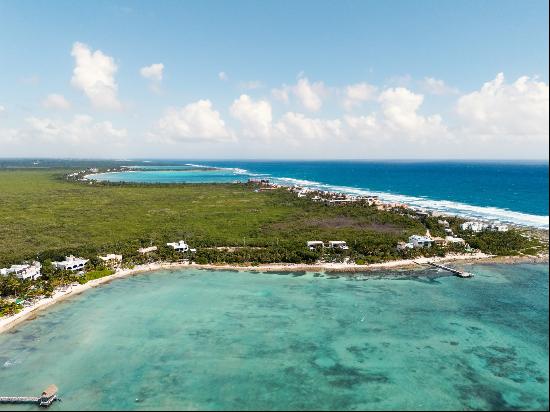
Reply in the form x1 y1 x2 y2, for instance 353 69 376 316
1 252 547 335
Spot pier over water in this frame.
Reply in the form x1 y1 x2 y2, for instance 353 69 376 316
0 384 58 408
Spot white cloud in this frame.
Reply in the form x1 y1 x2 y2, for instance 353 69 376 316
294 77 325 111
271 77 327 111
343 82 378 110
71 42 121 110
0 105 5 113
274 112 342 141
42 94 71 110
378 87 447 139
271 85 291 103
218 71 228 81
230 95 272 139
456 73 549 139
344 114 379 139
420 77 459 95
25 114 127 144
153 99 234 142
140 63 164 81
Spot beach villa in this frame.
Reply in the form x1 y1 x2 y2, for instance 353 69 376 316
307 241 324 250
99 254 123 266
52 255 89 271
409 235 434 248
167 240 189 252
445 236 466 245
328 241 349 250
0 261 42 280
138 246 158 254
461 221 488 232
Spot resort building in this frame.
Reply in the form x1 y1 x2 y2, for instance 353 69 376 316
328 241 349 250
167 240 189 252
307 241 324 250
52 255 89 271
0 261 42 280
138 246 158 254
409 235 434 248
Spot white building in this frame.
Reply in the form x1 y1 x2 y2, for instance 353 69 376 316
489 223 509 232
138 246 158 254
409 235 434 248
0 261 42 280
52 256 89 271
460 221 488 232
98 254 123 264
328 241 349 250
445 236 466 245
167 240 189 252
307 241 324 250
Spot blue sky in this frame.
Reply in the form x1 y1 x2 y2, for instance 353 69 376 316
0 0 548 159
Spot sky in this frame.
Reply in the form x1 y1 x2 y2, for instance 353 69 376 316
0 0 548 159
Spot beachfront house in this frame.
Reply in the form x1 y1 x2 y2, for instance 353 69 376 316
489 223 509 232
460 221 488 232
328 241 349 250
445 236 466 245
0 261 42 280
409 235 434 248
138 246 158 254
52 255 89 271
99 254 123 266
307 241 324 251
167 240 189 252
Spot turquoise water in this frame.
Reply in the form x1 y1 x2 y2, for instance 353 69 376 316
0 264 548 410
89 161 549 228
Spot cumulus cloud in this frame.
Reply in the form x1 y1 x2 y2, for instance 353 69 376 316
42 94 71 110
344 114 379 139
218 71 228 81
274 112 342 142
456 73 549 139
271 77 327 111
293 77 326 111
343 82 378 110
153 100 234 142
25 114 127 144
140 63 164 81
0 105 5 113
140 63 164 93
71 42 121 110
271 85 290 103
230 95 272 139
420 77 459 95
378 87 447 139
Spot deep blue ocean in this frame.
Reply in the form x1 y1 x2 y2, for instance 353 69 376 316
90 160 549 228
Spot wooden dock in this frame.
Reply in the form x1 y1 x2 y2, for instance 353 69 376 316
415 261 474 278
0 385 58 408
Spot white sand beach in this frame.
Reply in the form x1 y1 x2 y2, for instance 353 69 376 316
1 252 547 335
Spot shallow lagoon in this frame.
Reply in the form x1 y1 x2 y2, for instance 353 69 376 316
0 264 548 410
